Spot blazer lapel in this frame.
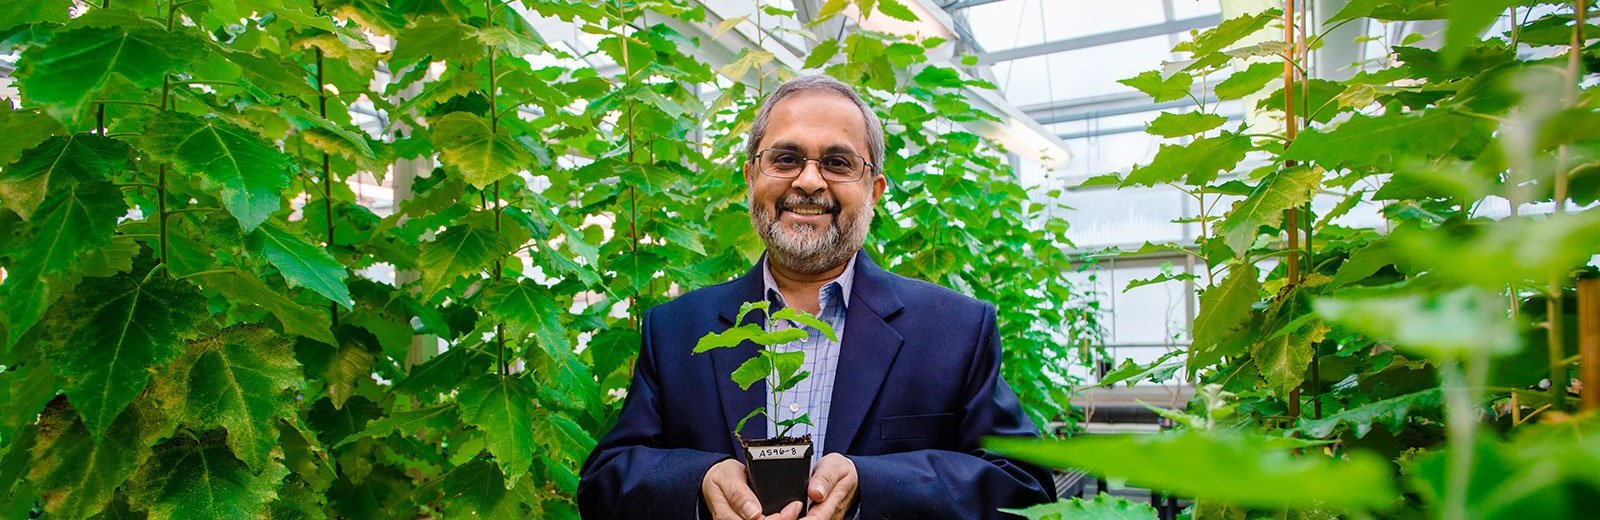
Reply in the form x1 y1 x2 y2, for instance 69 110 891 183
823 253 905 455
713 262 768 446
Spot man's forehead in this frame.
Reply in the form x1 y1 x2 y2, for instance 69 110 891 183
760 92 869 151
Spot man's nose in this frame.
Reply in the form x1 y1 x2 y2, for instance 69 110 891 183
790 160 827 195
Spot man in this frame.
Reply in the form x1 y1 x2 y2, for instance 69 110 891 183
577 75 1055 520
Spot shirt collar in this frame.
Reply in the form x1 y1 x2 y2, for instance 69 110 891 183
761 251 857 310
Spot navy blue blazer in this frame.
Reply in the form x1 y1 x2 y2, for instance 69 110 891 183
577 253 1055 518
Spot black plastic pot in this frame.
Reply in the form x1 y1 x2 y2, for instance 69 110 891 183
741 435 813 515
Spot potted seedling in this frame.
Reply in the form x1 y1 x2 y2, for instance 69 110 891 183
694 301 838 515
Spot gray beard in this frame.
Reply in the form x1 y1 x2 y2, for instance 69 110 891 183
749 192 873 275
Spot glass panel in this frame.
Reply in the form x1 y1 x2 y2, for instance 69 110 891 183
965 0 1173 52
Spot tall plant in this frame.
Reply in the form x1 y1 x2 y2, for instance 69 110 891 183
992 1 1600 518
0 0 1098 517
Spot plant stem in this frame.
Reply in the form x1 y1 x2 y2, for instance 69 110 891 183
1548 0 1587 412
94 100 162 110
616 0 641 329
487 0 509 376
315 43 339 327
1281 0 1304 420
157 75 171 269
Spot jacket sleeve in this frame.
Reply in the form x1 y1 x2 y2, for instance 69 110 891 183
849 303 1056 519
578 309 730 519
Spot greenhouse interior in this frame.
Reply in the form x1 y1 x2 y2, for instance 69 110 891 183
2 0 1599 518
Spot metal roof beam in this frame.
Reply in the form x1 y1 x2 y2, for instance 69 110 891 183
977 14 1220 64
1034 94 1217 126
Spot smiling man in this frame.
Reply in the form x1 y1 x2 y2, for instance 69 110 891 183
578 75 1055 520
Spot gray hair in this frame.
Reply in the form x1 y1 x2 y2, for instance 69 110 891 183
745 75 885 177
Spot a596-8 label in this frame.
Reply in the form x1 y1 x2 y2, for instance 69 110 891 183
749 445 808 460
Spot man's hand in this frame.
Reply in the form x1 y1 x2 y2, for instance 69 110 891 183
802 454 858 520
703 459 802 520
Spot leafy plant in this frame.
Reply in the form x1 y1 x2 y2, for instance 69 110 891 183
997 0 1600 517
693 300 836 439
0 0 1098 517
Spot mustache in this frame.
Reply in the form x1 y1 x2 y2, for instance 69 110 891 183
776 195 839 214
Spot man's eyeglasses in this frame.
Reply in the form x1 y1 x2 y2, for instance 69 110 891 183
751 149 874 183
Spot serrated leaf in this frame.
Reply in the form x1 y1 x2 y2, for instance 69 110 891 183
0 134 130 220
532 409 595 468
0 108 62 168
16 10 200 119
804 38 841 69
128 431 290 520
1214 61 1282 100
483 279 566 348
417 212 528 300
46 261 205 438
771 307 837 341
142 112 293 231
1250 322 1326 397
391 15 481 71
441 459 527 518
335 403 459 448
1215 166 1322 254
250 223 354 309
1145 111 1228 138
281 104 376 160
875 0 920 22
730 354 769 390
1173 8 1280 56
714 15 748 38
28 400 159 520
394 346 495 396
985 430 1397 509
1443 0 1514 68
320 327 378 409
1298 388 1442 438
1118 70 1192 102
1281 112 1479 169
17 180 123 277
1001 494 1158 520
1189 262 1260 367
813 0 851 24
719 48 774 81
1315 287 1520 361
0 0 71 31
1122 133 1251 187
170 325 301 471
457 375 537 486
191 269 337 346
431 112 531 189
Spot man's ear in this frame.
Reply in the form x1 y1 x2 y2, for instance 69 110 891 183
743 159 755 185
871 171 886 206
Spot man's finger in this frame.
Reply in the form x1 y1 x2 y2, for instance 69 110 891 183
807 460 841 502
726 485 762 520
765 500 802 520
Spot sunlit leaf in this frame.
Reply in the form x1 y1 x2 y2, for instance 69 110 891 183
1215 166 1322 255
1001 494 1158 520
1315 287 1520 361
1123 133 1252 187
1144 111 1228 138
16 9 201 119
1118 70 1193 103
28 400 158 519
142 112 294 231
457 374 537 486
250 222 354 309
431 112 532 189
127 431 290 520
0 134 129 220
166 325 302 471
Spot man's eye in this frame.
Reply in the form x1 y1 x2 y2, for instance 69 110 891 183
771 153 803 166
821 156 853 170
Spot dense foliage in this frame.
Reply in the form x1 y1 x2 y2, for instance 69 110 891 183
0 0 1100 517
993 1 1600 518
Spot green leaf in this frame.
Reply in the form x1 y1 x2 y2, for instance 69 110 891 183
318 327 378 410
440 459 529 518
1298 388 1442 438
714 15 748 38
1442 0 1514 68
1328 0 1449 24
456 375 537 486
694 323 762 353
483 279 566 350
772 307 837 341
281 104 377 160
170 325 302 471
750 328 810 346
1315 287 1520 361
1173 8 1280 56
1144 111 1228 138
0 108 62 168
0 134 130 220
14 180 124 275
392 346 495 396
1122 132 1251 187
142 112 293 231
45 262 205 439
804 38 841 69
1250 322 1327 397
1189 262 1260 367
391 15 481 71
432 111 532 190
16 10 200 119
813 0 851 24
730 354 770 391
1001 494 1158 520
28 401 159 520
0 0 71 31
191 269 337 346
1281 112 1480 169
1117 70 1192 102
1098 349 1184 387
1215 166 1322 255
875 0 920 22
985 431 1398 509
127 431 290 520
250 223 354 309
532 408 595 468
334 403 459 448
417 212 528 300
1215 61 1282 100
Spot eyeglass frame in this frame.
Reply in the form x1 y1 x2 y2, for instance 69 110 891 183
749 148 877 183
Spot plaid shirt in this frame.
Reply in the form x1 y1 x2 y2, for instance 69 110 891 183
761 253 855 468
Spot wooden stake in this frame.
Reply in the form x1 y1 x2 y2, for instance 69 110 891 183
1579 278 1600 411
1282 0 1303 420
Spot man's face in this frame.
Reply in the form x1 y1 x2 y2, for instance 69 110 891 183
745 92 887 275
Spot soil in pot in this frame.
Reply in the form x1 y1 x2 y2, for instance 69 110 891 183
741 434 813 515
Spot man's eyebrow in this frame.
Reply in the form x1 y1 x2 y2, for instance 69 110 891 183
767 141 860 155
